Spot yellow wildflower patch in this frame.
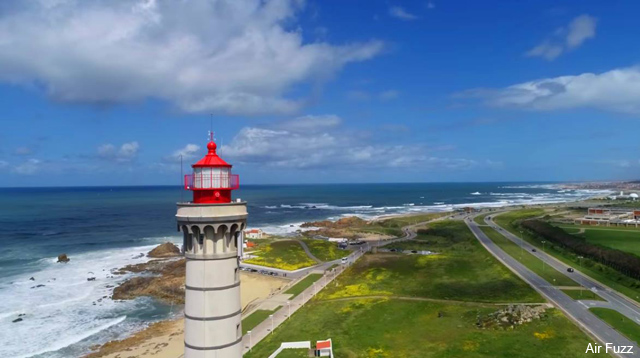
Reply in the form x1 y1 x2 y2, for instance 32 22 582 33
367 348 388 358
533 330 554 340
462 341 479 351
326 283 392 299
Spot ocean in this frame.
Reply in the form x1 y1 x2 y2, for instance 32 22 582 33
0 183 610 357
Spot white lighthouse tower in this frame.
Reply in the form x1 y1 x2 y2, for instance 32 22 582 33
176 134 245 358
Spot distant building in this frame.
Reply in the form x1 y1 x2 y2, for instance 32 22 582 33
575 207 640 227
245 228 264 239
607 191 639 200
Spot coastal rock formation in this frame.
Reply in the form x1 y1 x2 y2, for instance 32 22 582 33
301 216 366 229
147 242 181 258
301 216 393 240
112 258 186 304
57 254 70 263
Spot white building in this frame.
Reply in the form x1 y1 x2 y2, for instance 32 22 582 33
245 228 263 239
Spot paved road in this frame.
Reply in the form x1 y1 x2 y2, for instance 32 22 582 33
485 214 640 326
466 217 639 357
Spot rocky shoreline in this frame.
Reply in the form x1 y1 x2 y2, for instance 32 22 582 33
112 242 185 304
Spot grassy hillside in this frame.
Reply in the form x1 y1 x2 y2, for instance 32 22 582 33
245 240 316 270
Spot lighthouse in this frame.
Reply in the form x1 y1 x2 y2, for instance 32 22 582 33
176 134 246 358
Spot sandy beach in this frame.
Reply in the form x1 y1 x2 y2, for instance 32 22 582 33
86 273 289 358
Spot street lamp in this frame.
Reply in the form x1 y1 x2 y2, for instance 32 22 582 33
269 314 274 334
247 330 252 351
287 301 291 319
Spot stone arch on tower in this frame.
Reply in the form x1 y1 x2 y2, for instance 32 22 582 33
216 224 228 253
203 225 215 255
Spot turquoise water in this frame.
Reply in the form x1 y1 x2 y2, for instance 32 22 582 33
0 183 608 357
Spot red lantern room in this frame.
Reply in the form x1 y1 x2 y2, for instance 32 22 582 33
184 134 239 204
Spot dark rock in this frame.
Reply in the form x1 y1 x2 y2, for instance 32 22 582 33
147 242 181 258
57 254 70 263
87 277 96 281
12 318 22 323
29 277 35 281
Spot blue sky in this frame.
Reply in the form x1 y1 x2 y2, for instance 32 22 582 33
0 0 639 186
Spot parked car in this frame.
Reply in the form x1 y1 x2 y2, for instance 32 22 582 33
567 268 574 273
410 250 418 254
531 249 537 252
341 257 348 264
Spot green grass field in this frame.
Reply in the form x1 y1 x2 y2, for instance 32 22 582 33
495 210 640 305
284 273 323 298
558 224 640 232
301 239 349 261
559 227 640 257
590 308 640 344
359 212 451 237
560 289 604 301
474 213 490 225
244 240 316 270
245 219 605 358
245 298 607 358
242 307 281 335
386 240 434 251
319 221 543 303
274 349 309 357
479 226 579 287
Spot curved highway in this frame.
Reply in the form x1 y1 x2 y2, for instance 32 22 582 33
467 215 638 357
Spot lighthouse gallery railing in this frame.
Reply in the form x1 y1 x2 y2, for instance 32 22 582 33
184 174 239 190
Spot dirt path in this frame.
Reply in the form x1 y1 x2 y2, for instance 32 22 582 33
293 239 323 263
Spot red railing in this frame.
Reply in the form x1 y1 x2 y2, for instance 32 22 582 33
184 174 239 190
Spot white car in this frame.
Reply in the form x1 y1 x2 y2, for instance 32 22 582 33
341 257 348 264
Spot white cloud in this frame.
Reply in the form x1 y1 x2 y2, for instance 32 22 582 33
0 160 8 170
426 2 435 9
379 90 400 100
220 115 495 170
165 144 201 162
389 6 418 21
465 66 640 114
13 159 41 175
0 0 383 115
346 89 399 101
525 41 564 61
98 141 140 162
526 14 596 60
14 147 33 155
566 14 597 48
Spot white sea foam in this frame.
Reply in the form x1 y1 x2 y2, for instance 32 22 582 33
255 188 609 235
0 238 180 358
